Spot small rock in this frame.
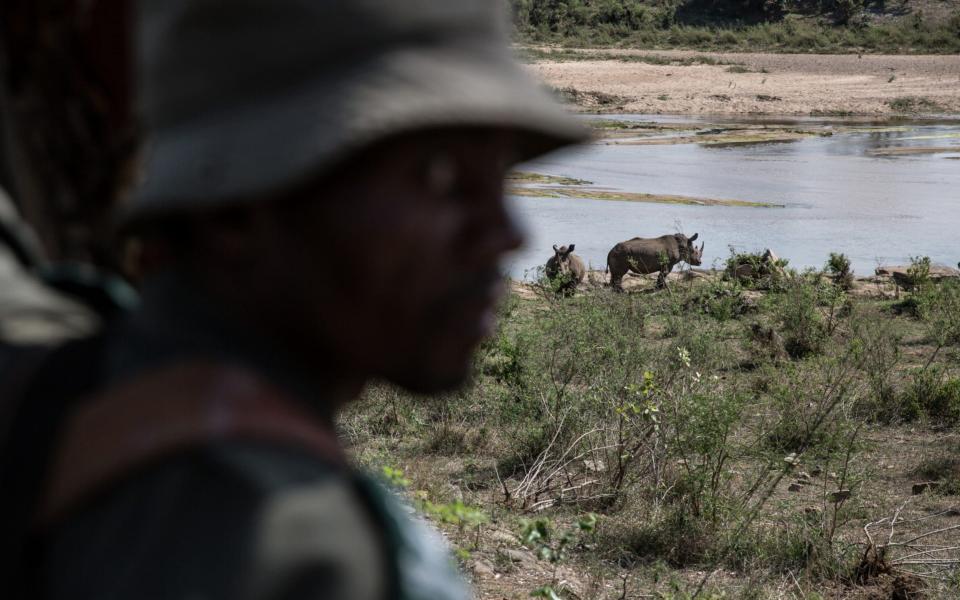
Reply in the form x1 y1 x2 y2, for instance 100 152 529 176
912 481 942 495
501 549 533 564
810 467 823 477
472 559 496 577
804 507 822 521
555 567 586 598
446 484 464 502
788 483 804 492
797 471 812 481
584 459 606 473
829 490 852 503
876 265 959 282
680 270 710 281
489 530 520 546
734 263 755 280
793 479 811 486
739 292 763 315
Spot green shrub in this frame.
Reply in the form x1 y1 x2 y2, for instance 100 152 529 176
725 248 787 290
683 279 753 321
668 384 745 522
727 519 860 578
948 12 960 39
717 29 740 47
887 97 945 113
852 318 902 423
482 332 528 385
606 506 716 567
825 252 853 290
775 275 827 359
914 455 960 495
900 368 960 426
423 424 470 455
510 0 960 53
833 0 861 26
918 280 960 347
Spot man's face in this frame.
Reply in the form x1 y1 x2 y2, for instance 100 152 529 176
252 129 525 393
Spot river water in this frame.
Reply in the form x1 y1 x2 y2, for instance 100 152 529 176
505 115 960 279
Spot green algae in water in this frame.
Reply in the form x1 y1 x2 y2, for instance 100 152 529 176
605 127 821 147
507 171 593 186
509 185 783 208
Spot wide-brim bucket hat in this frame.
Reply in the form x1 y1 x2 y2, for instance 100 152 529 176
126 0 588 223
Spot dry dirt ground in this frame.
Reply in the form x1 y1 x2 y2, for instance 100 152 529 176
524 49 960 116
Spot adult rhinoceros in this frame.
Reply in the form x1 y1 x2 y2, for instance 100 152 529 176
545 243 586 295
607 233 703 291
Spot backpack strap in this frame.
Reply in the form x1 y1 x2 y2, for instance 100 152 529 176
37 360 345 528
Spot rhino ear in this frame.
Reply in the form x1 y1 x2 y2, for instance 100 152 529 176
689 233 699 242
567 244 576 254
553 244 559 253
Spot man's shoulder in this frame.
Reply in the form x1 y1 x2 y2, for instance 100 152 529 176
39 359 347 525
43 441 387 600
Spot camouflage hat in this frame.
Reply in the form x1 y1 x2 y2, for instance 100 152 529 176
127 0 587 222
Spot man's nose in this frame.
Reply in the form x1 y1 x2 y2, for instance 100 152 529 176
462 191 525 264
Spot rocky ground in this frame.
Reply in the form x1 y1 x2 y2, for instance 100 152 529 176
523 48 960 116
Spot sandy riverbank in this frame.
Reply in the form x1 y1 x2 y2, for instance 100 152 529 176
524 48 960 116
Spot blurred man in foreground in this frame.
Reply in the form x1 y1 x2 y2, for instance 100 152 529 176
1 5 137 591
30 1 585 599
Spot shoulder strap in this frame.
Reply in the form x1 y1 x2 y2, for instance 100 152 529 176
37 360 345 529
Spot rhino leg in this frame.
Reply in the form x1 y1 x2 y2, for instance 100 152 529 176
610 271 624 292
655 269 668 289
607 256 625 292
555 277 575 297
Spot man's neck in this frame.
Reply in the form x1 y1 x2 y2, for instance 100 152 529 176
112 269 363 425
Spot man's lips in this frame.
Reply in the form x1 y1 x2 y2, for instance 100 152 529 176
431 273 506 339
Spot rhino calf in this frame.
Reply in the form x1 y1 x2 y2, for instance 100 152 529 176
545 244 586 295
607 233 703 291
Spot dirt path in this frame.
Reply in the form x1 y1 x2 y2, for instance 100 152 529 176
524 49 960 116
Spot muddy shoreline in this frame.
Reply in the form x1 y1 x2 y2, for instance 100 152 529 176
523 48 960 116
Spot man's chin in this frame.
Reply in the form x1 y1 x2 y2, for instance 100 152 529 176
386 364 472 395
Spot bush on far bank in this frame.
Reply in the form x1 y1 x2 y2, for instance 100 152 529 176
511 0 960 54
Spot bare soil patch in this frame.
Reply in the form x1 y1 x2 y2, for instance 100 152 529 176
525 49 960 116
